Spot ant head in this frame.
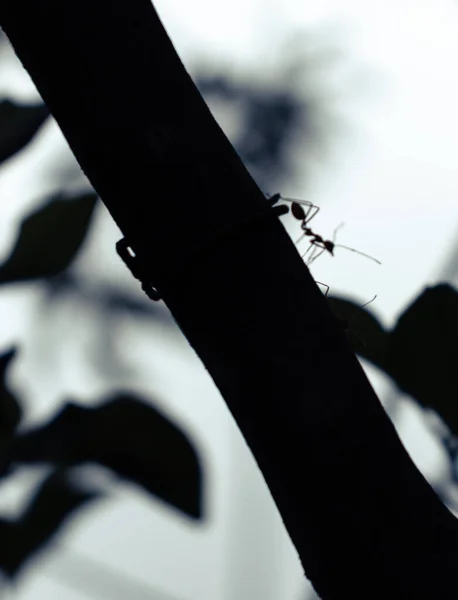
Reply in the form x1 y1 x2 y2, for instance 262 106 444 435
291 202 306 221
324 240 334 254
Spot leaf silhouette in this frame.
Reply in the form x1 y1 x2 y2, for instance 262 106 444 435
327 296 387 363
0 346 21 435
0 100 49 166
0 346 21 477
337 284 458 436
0 191 97 284
383 285 458 434
0 469 98 578
12 393 203 519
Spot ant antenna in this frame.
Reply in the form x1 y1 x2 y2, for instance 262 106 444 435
334 245 381 265
321 222 382 265
333 222 381 265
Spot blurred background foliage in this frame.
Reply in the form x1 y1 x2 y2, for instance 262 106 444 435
0 15 457 600
0 75 205 587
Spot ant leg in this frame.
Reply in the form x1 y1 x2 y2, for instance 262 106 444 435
304 203 320 225
316 281 330 296
308 248 326 264
295 226 314 248
300 203 320 226
295 231 307 246
301 240 317 261
306 241 327 264
298 203 320 228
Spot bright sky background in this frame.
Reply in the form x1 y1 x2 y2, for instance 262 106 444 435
1 1 458 599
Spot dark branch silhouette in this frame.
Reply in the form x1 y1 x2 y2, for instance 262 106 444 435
1 1 458 598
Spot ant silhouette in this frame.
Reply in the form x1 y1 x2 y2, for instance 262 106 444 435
267 193 329 294
290 201 381 265
267 193 381 266
267 193 379 339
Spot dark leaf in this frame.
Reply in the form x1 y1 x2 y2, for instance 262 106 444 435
0 346 21 435
341 284 458 436
12 393 203 519
0 346 21 477
0 191 97 284
383 285 458 434
0 100 49 166
327 296 387 364
0 469 98 578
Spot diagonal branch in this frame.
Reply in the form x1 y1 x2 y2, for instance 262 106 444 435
1 1 458 598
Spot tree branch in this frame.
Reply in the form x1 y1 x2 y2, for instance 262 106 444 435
1 1 457 597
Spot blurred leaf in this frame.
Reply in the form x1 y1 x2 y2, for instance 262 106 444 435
334 285 458 436
0 100 49 166
237 91 301 184
0 346 21 435
12 393 203 519
0 346 21 477
383 285 458 434
0 191 97 284
0 470 98 578
197 74 302 188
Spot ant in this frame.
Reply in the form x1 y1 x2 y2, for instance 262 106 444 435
290 200 381 265
267 193 381 266
267 193 378 344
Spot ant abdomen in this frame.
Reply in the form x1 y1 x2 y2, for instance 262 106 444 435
291 202 306 221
